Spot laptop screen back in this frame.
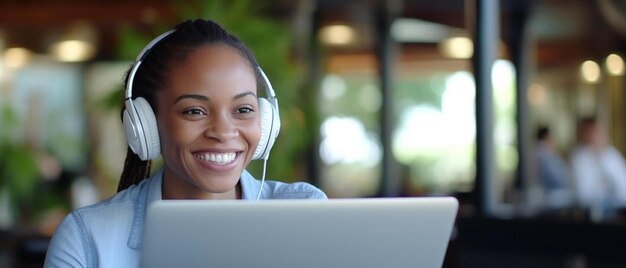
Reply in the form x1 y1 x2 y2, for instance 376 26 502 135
141 197 458 268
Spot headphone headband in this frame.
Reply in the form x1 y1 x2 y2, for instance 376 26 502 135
125 29 174 100
124 29 277 107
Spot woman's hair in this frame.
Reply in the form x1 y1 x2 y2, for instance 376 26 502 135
117 19 260 192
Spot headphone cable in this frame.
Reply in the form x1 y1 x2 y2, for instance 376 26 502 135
255 159 267 201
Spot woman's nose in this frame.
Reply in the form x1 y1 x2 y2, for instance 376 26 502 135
204 113 238 141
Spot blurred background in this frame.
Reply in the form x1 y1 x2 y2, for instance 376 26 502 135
1 0 626 267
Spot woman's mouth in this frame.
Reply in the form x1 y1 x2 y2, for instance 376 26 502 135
194 152 237 165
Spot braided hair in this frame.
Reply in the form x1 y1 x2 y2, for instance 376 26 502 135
117 19 260 192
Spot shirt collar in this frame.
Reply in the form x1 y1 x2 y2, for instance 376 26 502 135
240 169 262 200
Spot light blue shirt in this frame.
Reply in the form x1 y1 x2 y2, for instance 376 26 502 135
44 169 327 268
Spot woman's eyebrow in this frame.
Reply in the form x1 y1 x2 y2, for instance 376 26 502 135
173 94 208 104
173 91 257 104
233 91 257 100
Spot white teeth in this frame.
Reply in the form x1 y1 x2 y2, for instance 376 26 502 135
195 152 236 164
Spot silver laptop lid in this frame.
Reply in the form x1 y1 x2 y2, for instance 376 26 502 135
141 197 458 268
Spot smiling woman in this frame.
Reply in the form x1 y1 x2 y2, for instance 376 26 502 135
43 19 327 268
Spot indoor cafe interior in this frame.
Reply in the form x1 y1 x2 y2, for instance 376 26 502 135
1 0 626 267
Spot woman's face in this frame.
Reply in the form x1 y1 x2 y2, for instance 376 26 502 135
156 45 260 199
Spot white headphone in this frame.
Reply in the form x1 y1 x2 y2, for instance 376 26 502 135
122 29 281 162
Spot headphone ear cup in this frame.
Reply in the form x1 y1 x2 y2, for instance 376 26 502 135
122 97 161 161
253 98 280 160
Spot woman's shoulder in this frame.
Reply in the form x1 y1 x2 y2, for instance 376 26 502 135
47 194 136 263
46 180 150 266
263 180 328 200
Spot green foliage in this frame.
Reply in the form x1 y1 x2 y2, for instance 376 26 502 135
1 146 38 200
0 105 40 220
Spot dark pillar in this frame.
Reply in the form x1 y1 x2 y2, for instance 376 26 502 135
472 0 499 217
505 0 535 210
376 0 401 197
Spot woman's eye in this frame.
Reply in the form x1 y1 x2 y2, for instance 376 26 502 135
237 107 254 114
183 108 205 116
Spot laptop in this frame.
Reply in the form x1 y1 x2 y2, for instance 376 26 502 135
140 197 458 268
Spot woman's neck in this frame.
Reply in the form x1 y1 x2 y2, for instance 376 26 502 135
161 171 242 200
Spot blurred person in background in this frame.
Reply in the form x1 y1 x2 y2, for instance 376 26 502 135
535 125 574 211
570 116 626 222
44 19 326 267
